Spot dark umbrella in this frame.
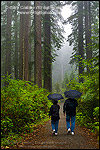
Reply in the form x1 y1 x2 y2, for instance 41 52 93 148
64 89 82 99
47 93 64 101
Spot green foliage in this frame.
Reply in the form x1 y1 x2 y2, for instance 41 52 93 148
76 112 87 126
54 82 61 93
1 75 52 145
92 107 99 134
93 107 99 120
66 18 99 137
62 70 78 90
1 133 22 146
66 55 99 135
66 1 99 68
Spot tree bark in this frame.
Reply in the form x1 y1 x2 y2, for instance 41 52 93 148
78 1 84 83
14 8 18 79
43 1 52 92
34 1 42 87
19 1 30 81
5 1 11 76
19 1 25 80
88 1 92 72
84 1 92 72
24 1 31 81
28 2 31 81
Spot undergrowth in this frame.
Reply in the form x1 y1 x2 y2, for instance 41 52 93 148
1 75 52 146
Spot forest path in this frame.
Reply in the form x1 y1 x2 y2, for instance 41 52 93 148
9 103 99 149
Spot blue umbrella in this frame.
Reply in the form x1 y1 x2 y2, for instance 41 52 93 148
64 90 82 99
47 93 64 101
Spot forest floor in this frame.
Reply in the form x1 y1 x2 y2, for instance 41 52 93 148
3 103 99 149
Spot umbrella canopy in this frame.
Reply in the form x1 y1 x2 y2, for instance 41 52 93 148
47 93 64 101
64 89 82 99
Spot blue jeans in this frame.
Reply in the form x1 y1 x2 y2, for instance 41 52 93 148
66 115 76 132
51 120 59 133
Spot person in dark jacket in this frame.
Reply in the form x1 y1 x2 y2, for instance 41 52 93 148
49 100 60 135
63 98 78 135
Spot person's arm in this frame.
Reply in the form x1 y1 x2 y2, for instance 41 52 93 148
49 105 53 117
59 105 60 110
75 100 78 107
63 102 66 116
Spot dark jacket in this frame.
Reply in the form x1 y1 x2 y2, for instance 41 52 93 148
49 104 60 121
63 98 78 116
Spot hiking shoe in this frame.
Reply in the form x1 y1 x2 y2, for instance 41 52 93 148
67 128 71 134
52 129 55 134
55 133 58 136
71 132 75 135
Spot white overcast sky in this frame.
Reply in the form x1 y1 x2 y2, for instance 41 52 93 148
61 5 72 38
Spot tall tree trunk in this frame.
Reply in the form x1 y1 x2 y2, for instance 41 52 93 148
34 1 42 87
28 2 31 81
24 1 31 81
78 1 84 83
88 1 92 56
84 1 92 72
43 1 52 92
19 1 25 80
19 1 30 81
88 1 92 71
28 16 31 81
5 1 11 76
14 8 18 79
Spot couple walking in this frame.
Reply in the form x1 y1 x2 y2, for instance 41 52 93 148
49 98 78 136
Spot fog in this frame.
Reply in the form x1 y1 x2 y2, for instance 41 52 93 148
52 42 74 84
52 5 74 84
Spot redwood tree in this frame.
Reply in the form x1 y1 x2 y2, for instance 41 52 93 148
14 8 18 79
24 1 31 81
84 1 92 72
19 1 25 80
78 1 84 83
43 1 52 92
5 1 11 76
19 1 30 81
34 1 42 87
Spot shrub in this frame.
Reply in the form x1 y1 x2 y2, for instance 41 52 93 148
92 107 99 134
1 75 52 138
65 61 99 134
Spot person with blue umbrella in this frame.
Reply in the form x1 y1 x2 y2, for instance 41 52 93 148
47 93 64 136
63 90 82 135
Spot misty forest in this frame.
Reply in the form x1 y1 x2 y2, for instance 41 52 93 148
1 1 99 147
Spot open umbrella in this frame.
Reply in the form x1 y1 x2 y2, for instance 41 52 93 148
64 89 82 99
47 93 64 101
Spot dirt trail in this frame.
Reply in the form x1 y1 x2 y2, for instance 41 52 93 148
9 103 99 149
